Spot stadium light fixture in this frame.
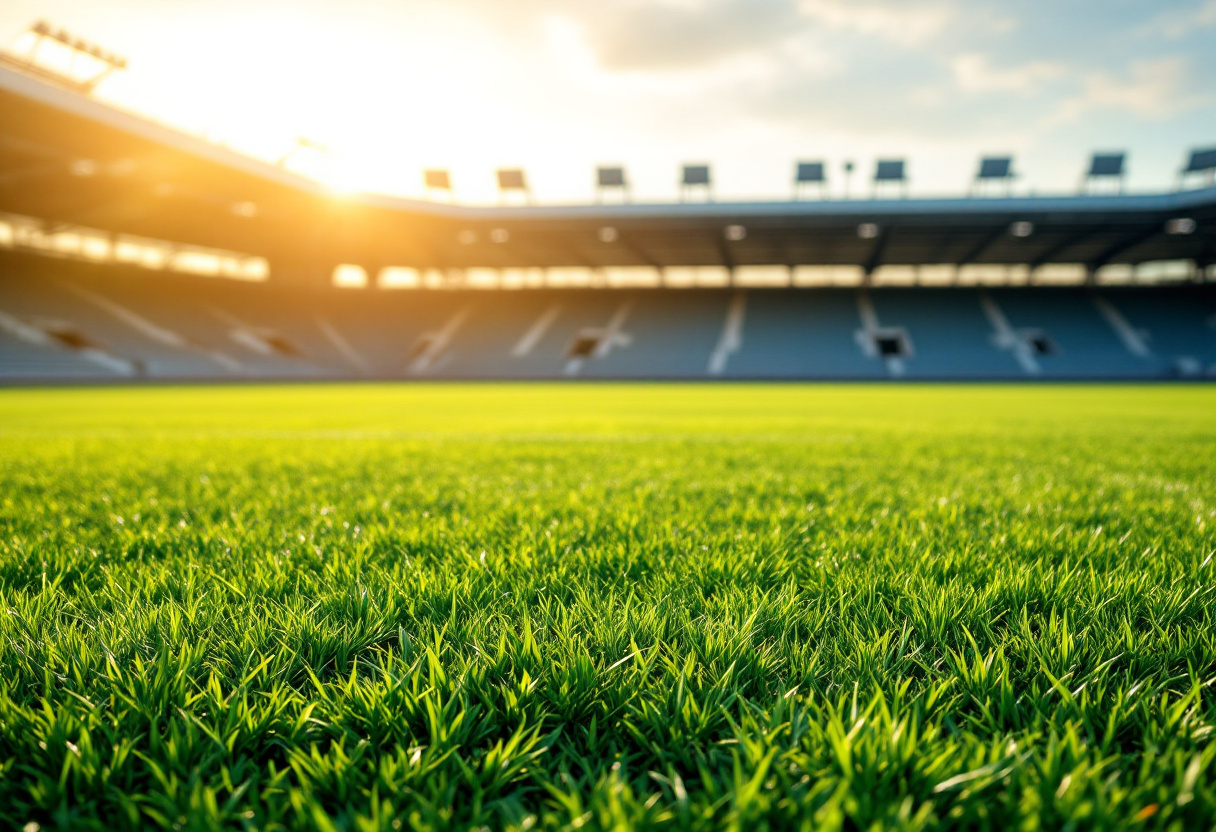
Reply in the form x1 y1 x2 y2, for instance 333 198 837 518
424 170 451 190
1165 218 1196 235
1010 221 1034 238
1081 152 1127 195
497 169 532 204
1179 147 1216 189
724 225 747 242
490 228 510 243
424 170 455 202
794 162 827 200
680 165 713 202
2 21 128 93
872 160 908 199
596 167 630 203
973 156 1016 197
857 223 880 239
598 227 619 243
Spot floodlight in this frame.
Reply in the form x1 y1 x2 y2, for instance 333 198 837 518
424 169 451 190
596 166 630 203
598 227 619 243
872 159 908 199
973 157 1015 197
1088 154 1125 177
497 169 527 190
874 160 905 182
597 167 626 187
1183 148 1216 174
8 21 128 93
1009 221 1034 238
680 165 712 202
1081 152 1126 194
977 157 1013 180
857 223 880 239
490 228 510 243
796 162 825 183
724 225 747 241
1179 148 1216 189
496 169 532 204
1165 218 1196 236
794 161 827 200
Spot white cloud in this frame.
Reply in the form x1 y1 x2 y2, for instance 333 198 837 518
1059 57 1208 121
1147 0 1216 38
797 0 955 47
6 0 1210 199
950 54 1064 95
576 0 803 71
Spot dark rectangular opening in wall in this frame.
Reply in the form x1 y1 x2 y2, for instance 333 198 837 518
567 334 601 359
230 327 304 359
873 332 910 358
1027 333 1056 356
406 336 435 363
44 326 97 351
263 333 302 357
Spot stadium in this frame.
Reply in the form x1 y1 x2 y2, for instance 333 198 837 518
1 6 1214 831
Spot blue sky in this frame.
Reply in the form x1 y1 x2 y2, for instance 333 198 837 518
2 0 1214 202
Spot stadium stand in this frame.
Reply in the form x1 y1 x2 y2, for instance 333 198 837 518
3 252 1213 381
1 56 1214 383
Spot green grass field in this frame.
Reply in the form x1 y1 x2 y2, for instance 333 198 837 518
1 384 1214 831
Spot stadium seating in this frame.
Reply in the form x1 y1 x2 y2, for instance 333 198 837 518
1 255 1213 382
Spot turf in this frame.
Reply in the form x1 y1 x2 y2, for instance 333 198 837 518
0 383 1214 831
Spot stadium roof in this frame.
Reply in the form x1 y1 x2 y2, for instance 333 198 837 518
2 62 1214 285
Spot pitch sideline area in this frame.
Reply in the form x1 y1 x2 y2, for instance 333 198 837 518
0 384 1213 828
